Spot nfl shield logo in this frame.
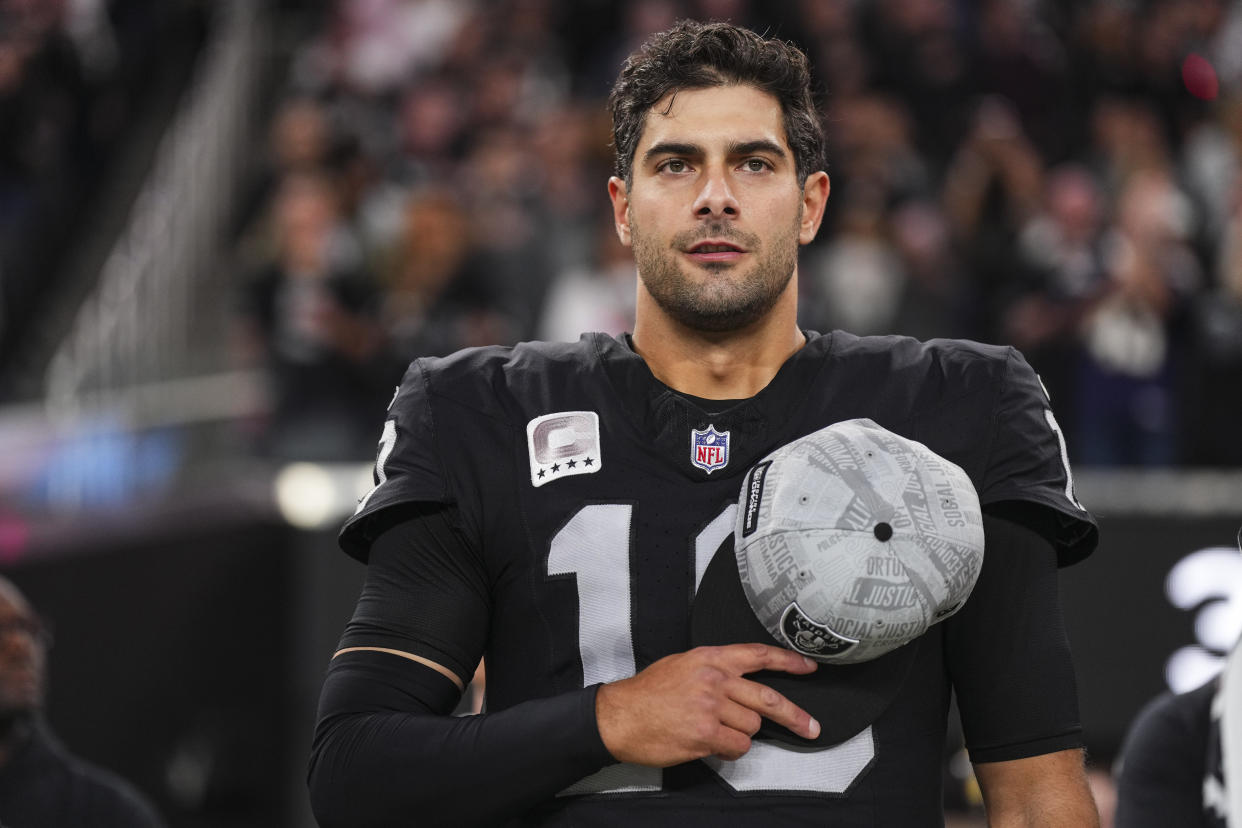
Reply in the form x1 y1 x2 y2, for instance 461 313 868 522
691 425 730 474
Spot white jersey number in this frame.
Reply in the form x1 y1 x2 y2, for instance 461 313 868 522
549 503 874 798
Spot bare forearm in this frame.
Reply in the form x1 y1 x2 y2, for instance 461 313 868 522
985 795 1099 827
975 749 1099 828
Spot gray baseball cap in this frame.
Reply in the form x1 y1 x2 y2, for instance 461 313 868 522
691 418 985 745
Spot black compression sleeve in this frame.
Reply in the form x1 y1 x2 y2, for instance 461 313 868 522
308 651 616 828
948 512 1084 763
311 511 617 826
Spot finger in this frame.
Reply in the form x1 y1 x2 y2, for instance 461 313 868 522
726 676 821 741
710 642 819 677
708 723 752 762
716 698 763 737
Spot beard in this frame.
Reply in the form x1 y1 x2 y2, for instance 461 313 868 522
631 214 801 333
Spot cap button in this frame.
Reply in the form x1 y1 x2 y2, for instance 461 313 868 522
873 522 893 542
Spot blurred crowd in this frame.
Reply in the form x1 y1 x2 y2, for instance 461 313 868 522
0 0 208 390
227 0 1242 466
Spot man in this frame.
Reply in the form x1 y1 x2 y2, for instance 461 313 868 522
1114 532 1242 828
1114 673 1223 827
0 575 164 827
309 20 1099 826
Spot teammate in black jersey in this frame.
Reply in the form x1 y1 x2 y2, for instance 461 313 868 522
309 20 1101 827
1115 536 1242 828
1115 674 1224 827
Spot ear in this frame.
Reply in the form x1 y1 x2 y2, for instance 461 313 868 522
798 171 831 245
608 176 632 247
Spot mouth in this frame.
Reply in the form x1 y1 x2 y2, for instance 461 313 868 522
1 666 40 696
685 239 746 264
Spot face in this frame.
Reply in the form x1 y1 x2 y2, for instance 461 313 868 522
0 581 45 718
609 84 828 332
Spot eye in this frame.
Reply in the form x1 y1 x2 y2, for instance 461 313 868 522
743 158 771 172
659 158 688 174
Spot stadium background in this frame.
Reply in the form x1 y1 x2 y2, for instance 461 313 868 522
2 0 1241 825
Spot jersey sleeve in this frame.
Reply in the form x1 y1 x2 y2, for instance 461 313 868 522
340 359 455 562
980 348 1098 567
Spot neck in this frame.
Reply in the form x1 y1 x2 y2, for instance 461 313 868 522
631 282 805 399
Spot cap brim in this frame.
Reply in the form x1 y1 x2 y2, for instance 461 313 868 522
691 536 920 747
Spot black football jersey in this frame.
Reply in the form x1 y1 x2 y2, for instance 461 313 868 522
341 330 1098 826
1115 678 1223 827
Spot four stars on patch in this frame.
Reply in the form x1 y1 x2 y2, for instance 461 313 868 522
535 456 595 480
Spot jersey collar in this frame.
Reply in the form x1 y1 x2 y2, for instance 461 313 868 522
592 332 835 479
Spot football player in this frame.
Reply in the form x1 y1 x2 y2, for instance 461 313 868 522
1113 530 1242 827
309 20 1100 827
1115 671 1225 827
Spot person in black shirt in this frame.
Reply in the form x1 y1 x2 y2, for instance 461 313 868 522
1114 675 1222 828
309 20 1100 827
0 576 164 828
1115 535 1242 828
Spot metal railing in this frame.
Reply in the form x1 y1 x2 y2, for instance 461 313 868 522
43 0 266 423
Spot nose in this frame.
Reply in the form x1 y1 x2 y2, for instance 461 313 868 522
692 167 739 219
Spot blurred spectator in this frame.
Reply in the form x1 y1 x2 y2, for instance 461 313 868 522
1016 164 1109 311
458 125 557 339
1075 168 1201 466
538 214 636 342
582 0 681 98
325 0 474 98
379 186 512 362
1181 93 1241 248
1222 187 1242 300
234 94 338 240
943 96 1046 341
826 93 931 224
1184 176 1242 465
972 0 1073 162
1131 0 1218 149
794 0 864 100
802 187 907 336
225 0 1242 468
237 170 388 460
271 95 336 176
862 0 977 170
0 575 164 827
1070 1 1138 106
887 198 968 340
392 75 467 185
531 101 612 275
1088 98 1172 194
1212 2 1242 90
1005 164 1111 417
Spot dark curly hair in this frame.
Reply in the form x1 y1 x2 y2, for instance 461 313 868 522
608 20 825 186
